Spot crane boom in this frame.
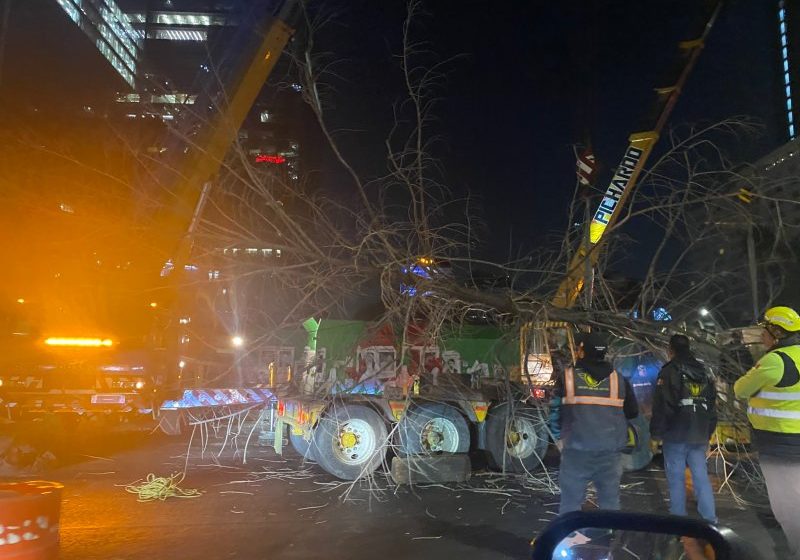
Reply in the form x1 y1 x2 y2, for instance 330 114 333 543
551 1 722 309
162 2 298 271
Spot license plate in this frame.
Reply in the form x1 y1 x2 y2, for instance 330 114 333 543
91 394 126 405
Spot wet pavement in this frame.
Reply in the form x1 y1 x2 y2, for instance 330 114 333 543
0 430 786 560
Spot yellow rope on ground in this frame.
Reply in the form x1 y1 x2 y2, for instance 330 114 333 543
125 473 202 502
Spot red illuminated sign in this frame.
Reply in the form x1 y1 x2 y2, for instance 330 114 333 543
255 154 286 164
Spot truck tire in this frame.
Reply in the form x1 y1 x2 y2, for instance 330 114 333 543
289 430 316 462
486 403 548 473
397 402 471 457
312 404 388 480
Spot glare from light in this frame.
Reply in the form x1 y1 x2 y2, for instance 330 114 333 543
178 360 186 369
149 302 158 308
45 337 113 347
700 308 710 317
231 335 244 348
0 379 3 387
16 298 24 304
135 380 145 390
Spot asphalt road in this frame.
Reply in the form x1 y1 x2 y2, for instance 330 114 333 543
0 429 787 560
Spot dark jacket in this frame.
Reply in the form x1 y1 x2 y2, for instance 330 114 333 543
650 355 717 445
549 358 639 451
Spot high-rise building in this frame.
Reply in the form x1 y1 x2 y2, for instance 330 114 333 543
2 0 312 385
53 0 141 88
773 1 800 141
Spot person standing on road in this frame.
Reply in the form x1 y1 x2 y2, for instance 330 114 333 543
549 331 639 513
735 306 800 560
650 334 717 523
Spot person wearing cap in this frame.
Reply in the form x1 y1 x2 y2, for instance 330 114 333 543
549 331 639 514
650 334 717 523
735 306 800 559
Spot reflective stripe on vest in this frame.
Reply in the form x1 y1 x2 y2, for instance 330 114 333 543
748 406 800 420
757 391 800 401
563 367 624 408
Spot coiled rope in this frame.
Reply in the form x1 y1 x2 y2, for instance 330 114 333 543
125 473 202 502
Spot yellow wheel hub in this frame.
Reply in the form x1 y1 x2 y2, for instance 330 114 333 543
508 431 521 447
340 431 357 449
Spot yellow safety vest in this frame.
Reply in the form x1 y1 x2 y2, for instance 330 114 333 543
747 345 800 434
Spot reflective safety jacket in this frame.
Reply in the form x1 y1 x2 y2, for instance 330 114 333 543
555 363 637 452
735 342 800 458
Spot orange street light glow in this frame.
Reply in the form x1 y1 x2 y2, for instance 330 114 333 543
149 302 158 308
16 298 25 304
44 337 113 347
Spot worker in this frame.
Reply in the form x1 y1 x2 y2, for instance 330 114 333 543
734 306 800 560
549 331 639 513
650 334 717 523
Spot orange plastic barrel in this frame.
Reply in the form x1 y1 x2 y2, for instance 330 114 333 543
0 481 63 560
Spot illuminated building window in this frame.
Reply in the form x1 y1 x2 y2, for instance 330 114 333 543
117 93 141 102
150 93 197 104
152 28 208 41
154 12 226 26
57 0 80 24
260 110 272 123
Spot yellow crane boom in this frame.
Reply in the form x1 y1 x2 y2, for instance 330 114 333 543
162 3 298 271
551 1 722 309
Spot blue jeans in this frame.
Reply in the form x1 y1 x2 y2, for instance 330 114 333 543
559 449 623 514
662 442 716 522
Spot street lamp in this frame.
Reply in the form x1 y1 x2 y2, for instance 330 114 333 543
699 308 710 317
231 335 244 348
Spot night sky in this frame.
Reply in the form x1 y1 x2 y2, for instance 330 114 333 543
312 1 784 259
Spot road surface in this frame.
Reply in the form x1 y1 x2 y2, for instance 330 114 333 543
0 429 786 559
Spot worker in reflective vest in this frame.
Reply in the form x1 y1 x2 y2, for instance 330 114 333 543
550 332 639 514
735 306 800 560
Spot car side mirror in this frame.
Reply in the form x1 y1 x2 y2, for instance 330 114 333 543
531 510 764 560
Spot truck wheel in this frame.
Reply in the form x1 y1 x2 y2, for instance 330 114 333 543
289 430 316 462
622 415 653 472
486 403 548 473
312 404 388 480
397 402 471 457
